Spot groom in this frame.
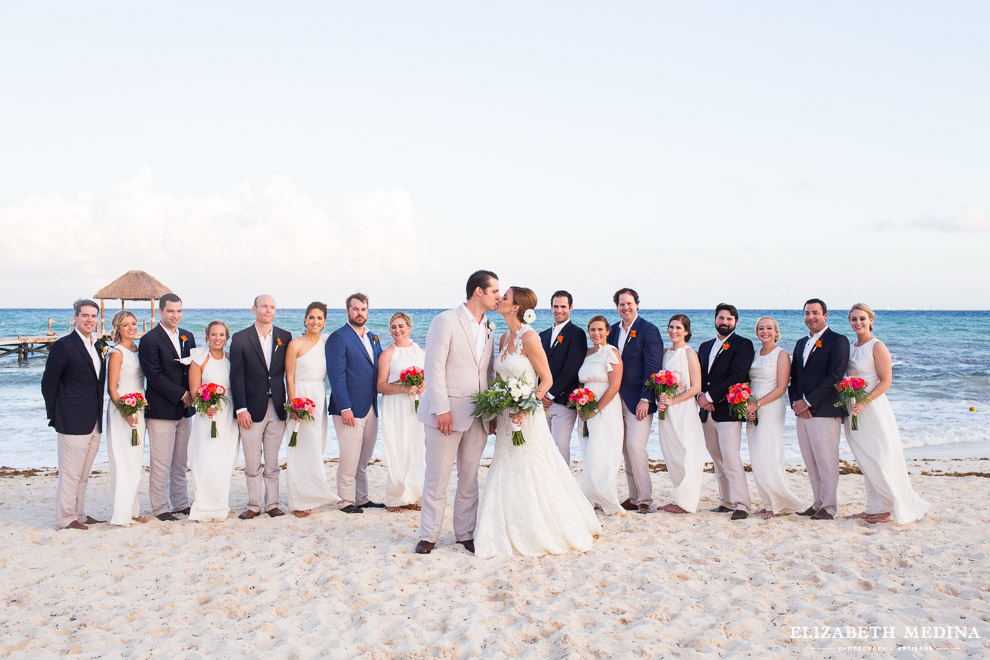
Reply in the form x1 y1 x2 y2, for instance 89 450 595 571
415 270 498 555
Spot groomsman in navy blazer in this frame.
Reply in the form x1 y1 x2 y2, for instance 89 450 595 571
327 293 384 514
697 304 755 520
42 299 108 529
789 298 849 521
539 290 587 464
138 293 196 520
607 288 663 514
230 295 293 519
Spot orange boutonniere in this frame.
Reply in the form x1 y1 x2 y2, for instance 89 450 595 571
274 337 283 353
815 340 822 348
722 342 730 351
630 330 637 338
180 334 188 348
556 335 564 344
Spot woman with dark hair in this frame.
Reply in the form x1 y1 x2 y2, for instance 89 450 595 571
106 310 149 525
475 287 601 558
284 302 339 517
377 311 427 512
656 314 706 514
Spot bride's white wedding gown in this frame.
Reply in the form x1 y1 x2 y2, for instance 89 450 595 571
475 327 602 558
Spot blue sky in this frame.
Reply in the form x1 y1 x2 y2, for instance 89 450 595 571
1 2 987 309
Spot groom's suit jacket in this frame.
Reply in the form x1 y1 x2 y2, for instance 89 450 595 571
539 321 587 401
229 325 293 423
138 323 196 421
608 316 663 414
789 327 849 418
698 331 755 423
327 324 382 418
41 332 107 435
417 307 495 433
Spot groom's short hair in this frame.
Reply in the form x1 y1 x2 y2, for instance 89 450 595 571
465 270 498 300
551 290 573 307
159 293 182 310
804 298 828 314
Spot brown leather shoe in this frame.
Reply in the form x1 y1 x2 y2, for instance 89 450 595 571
456 539 476 554
156 512 178 521
266 507 285 518
414 540 435 554
730 510 749 521
172 508 191 516
82 516 104 524
620 498 637 511
810 510 834 520
238 509 259 520
637 503 650 514
62 521 88 530
797 506 817 516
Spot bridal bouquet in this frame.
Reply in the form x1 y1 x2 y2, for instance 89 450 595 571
399 366 425 412
726 382 754 424
194 383 229 438
835 377 869 430
644 371 679 420
567 387 597 437
471 375 542 446
284 397 317 447
115 393 148 446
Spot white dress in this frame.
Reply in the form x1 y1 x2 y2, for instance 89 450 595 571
187 348 240 522
843 338 930 524
105 347 146 526
656 347 706 513
576 344 624 514
287 335 340 511
476 326 602 558
745 347 804 514
381 343 427 508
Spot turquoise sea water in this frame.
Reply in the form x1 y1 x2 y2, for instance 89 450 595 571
1 307 988 468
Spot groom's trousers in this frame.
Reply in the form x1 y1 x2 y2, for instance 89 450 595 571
333 410 379 509
620 401 654 507
240 400 286 513
55 424 101 528
420 420 487 543
146 416 192 516
546 402 577 464
796 417 841 516
702 418 751 512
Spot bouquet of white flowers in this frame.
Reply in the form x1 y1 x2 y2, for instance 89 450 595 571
471 374 542 445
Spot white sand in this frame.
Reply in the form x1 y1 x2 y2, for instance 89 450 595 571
1 458 988 659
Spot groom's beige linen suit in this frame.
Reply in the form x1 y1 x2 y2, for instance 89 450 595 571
417 305 495 543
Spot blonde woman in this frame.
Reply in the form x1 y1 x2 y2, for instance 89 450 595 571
744 316 803 518
842 304 929 524
106 310 149 525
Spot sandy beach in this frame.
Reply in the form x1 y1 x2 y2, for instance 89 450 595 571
1 458 987 659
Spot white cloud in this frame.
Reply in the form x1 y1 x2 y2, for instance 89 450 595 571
911 208 989 233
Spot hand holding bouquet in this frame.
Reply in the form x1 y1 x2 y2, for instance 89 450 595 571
194 383 229 438
472 375 542 446
835 377 869 430
726 382 754 424
115 392 148 446
399 366 425 412
567 387 597 437
284 397 317 447
644 371 679 420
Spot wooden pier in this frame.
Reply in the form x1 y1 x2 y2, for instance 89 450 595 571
0 335 60 361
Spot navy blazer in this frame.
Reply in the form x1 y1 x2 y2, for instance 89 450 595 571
229 325 293 423
138 324 196 420
698 331 756 423
327 324 382 418
41 332 107 435
539 321 587 401
789 327 850 418
607 316 663 413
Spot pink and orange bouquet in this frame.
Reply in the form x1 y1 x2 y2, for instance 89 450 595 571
284 397 317 447
644 371 680 420
399 366 425 412
115 392 148 446
194 382 229 438
567 387 598 437
726 382 754 424
835 377 869 430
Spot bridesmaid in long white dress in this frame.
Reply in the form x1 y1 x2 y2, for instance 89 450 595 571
376 311 427 512
656 314 706 514
575 315 624 515
842 304 930 524
106 310 149 525
186 321 240 522
285 302 339 517
744 317 804 519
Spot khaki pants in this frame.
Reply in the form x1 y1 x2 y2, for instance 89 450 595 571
702 418 751 511
333 409 379 508
547 402 577 464
55 425 101 528
240 400 286 512
419 421 487 543
146 416 192 515
797 416 841 516
620 400 653 507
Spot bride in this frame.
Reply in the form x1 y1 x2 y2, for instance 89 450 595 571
475 286 602 558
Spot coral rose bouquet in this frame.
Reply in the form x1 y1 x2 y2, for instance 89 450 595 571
471 375 542 446
644 371 680 420
835 377 869 430
567 387 597 437
399 366 425 412
284 397 317 447
115 392 148 446
194 382 229 438
726 382 754 425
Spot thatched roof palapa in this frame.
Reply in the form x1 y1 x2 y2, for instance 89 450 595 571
94 270 173 301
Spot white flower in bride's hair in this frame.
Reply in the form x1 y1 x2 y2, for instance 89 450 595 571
523 309 536 324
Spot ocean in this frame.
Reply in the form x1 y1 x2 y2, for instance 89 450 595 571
1 307 987 468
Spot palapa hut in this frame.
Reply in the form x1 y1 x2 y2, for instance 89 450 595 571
93 270 173 335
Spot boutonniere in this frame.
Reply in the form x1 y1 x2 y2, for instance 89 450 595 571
722 342 730 351
815 340 822 348
371 334 379 345
274 337 284 353
630 330 637 338
556 335 565 345
180 334 188 350
95 338 110 359
808 338 823 359
486 319 495 333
